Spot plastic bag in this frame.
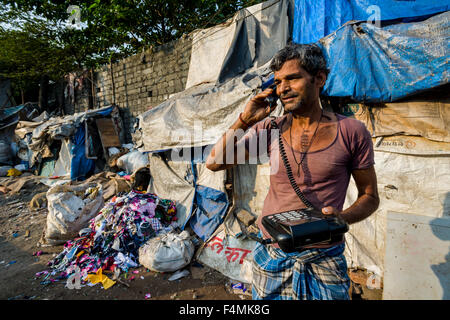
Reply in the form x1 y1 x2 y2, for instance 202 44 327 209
116 150 149 174
138 230 194 272
7 168 22 177
40 182 104 246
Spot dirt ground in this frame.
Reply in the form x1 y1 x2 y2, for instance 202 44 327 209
0 179 381 301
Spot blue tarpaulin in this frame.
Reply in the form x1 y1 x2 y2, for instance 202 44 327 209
188 161 229 241
70 124 95 181
69 106 114 180
189 185 229 241
293 0 450 44
318 10 449 102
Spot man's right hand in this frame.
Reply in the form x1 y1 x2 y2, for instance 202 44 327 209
206 88 278 172
241 88 278 126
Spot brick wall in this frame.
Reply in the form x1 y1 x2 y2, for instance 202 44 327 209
74 34 192 143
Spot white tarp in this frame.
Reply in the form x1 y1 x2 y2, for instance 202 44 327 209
197 162 271 283
222 163 271 237
345 100 450 143
53 138 72 177
185 23 237 90
185 0 292 89
135 66 286 152
148 152 227 230
197 228 255 284
344 145 450 276
383 211 450 300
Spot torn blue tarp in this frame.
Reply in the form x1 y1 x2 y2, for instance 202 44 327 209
293 0 450 44
94 106 114 117
189 185 229 241
318 11 450 102
70 124 95 181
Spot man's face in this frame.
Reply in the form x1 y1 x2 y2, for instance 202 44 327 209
273 59 324 113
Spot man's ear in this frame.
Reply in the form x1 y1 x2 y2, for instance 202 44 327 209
315 70 327 88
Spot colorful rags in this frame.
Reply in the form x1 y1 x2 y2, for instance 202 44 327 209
36 190 177 287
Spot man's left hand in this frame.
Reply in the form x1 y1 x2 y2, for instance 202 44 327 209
322 206 342 216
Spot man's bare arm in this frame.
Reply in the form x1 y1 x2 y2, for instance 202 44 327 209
205 117 250 171
322 166 379 224
206 87 276 172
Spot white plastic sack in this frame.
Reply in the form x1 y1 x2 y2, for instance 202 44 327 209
138 230 194 272
197 228 255 284
41 182 104 246
116 150 149 174
14 164 27 171
108 147 120 156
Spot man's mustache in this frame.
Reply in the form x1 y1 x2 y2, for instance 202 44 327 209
280 93 298 99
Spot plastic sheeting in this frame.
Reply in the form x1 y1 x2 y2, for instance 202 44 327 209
197 163 272 283
53 139 72 177
383 212 450 300
318 11 450 102
344 149 450 276
185 0 292 89
197 228 255 284
341 100 450 143
293 0 450 44
190 184 229 242
134 65 284 152
20 105 114 167
222 163 271 237
70 125 95 181
148 152 228 239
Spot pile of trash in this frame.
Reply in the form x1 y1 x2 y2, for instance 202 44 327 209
36 190 178 288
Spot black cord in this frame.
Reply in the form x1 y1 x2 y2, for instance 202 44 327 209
270 118 315 209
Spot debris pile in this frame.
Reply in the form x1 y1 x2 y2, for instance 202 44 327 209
36 190 177 288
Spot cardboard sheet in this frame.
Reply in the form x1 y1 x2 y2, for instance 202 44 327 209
344 100 450 142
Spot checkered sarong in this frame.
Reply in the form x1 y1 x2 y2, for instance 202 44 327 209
252 241 350 300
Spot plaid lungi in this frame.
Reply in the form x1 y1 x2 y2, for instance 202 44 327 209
252 241 350 300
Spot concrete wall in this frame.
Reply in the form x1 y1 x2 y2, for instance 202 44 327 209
69 35 192 143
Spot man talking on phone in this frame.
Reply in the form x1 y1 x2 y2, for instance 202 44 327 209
206 43 379 300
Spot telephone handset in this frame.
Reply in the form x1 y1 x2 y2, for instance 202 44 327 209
261 74 278 107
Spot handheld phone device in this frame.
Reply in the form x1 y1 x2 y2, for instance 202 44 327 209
261 74 278 107
261 208 348 253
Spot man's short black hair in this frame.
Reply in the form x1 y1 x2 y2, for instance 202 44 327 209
270 43 330 77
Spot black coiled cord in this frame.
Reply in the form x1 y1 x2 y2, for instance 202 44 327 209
270 118 314 209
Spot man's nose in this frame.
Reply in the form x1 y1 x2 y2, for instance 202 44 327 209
278 80 290 95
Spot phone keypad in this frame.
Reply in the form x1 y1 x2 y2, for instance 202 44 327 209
268 209 319 224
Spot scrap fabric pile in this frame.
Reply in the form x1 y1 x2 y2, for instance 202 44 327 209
37 190 177 287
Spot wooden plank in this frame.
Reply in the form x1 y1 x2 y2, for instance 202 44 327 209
95 118 121 147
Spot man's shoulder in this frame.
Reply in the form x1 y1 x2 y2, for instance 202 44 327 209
337 113 370 136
